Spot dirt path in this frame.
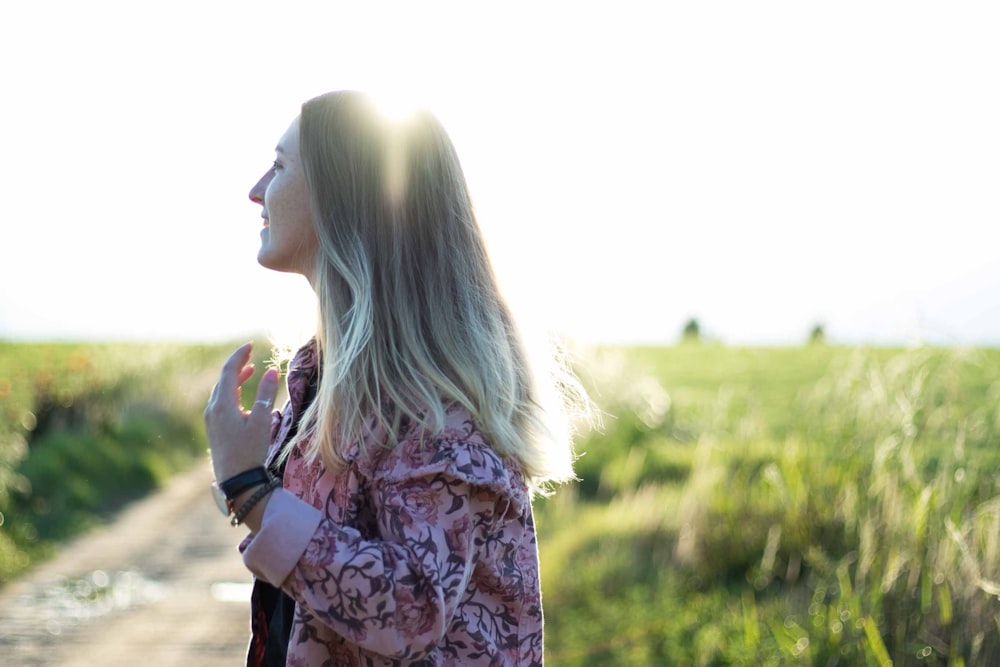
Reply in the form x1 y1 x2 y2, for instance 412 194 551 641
0 464 254 666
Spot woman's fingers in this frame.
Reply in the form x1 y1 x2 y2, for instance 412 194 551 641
217 343 254 401
204 344 278 480
205 343 259 420
249 368 281 428
237 364 255 386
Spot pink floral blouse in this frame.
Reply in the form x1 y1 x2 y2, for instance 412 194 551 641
239 341 544 666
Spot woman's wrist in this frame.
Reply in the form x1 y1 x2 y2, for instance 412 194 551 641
231 481 279 531
218 467 270 497
214 460 268 485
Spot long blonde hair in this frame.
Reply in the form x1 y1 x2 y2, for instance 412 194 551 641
291 91 583 493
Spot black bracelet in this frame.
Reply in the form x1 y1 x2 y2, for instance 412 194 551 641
230 478 282 527
219 467 271 499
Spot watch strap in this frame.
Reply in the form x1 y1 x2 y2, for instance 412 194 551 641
219 467 272 500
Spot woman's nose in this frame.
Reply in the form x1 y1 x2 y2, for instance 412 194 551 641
249 173 269 204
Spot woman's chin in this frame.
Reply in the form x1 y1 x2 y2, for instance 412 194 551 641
257 237 315 276
257 250 304 276
257 248 280 271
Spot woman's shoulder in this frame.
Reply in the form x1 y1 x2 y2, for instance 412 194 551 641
363 404 529 513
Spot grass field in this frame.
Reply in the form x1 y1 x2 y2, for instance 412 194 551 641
2 342 999 665
537 344 1000 665
0 341 272 582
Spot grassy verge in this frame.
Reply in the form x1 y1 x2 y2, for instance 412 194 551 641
5 340 999 664
539 344 1000 665
0 341 272 583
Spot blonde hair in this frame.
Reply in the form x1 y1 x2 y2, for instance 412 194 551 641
291 91 584 493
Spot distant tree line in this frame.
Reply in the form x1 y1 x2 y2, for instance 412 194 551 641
678 318 828 345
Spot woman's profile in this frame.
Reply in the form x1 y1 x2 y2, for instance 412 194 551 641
203 91 585 666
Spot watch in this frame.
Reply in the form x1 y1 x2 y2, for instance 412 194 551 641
211 467 273 517
211 482 234 516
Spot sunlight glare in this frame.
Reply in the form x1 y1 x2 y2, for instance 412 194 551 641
367 87 426 124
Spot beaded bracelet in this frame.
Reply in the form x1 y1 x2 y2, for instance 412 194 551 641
230 478 282 527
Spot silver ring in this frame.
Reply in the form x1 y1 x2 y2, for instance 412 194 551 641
255 399 273 408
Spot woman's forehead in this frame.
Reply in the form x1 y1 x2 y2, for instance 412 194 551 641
276 116 301 154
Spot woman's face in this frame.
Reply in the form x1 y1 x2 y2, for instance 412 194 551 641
249 117 318 277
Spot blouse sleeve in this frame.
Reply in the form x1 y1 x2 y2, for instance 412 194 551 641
241 437 524 661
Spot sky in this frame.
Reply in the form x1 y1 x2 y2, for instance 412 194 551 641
1 1 998 347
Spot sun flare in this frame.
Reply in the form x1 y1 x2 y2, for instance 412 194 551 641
367 87 426 123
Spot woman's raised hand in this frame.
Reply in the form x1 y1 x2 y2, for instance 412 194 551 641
204 342 280 482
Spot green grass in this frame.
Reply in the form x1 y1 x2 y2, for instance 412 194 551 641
539 344 1000 665
4 340 999 664
0 341 274 582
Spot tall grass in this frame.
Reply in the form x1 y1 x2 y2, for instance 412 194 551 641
0 342 270 583
538 345 1000 665
3 341 998 664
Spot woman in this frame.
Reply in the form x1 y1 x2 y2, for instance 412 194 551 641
204 91 583 666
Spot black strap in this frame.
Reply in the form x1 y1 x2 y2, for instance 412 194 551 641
219 467 271 499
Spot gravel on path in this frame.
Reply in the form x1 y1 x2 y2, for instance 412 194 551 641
0 464 255 666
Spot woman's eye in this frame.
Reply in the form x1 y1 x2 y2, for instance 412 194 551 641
272 160 283 171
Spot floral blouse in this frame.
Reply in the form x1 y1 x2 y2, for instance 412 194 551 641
239 341 544 666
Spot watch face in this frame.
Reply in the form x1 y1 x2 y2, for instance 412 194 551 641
211 482 231 516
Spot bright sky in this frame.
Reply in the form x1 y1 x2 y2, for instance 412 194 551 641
2 1 998 346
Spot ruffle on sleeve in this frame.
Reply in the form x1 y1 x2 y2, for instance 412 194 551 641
365 413 530 527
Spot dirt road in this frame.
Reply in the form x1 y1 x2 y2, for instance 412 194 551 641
0 464 254 666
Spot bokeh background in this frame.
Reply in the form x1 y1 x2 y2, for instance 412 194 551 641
3 2 1000 665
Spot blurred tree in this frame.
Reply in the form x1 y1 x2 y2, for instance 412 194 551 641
809 323 826 345
682 318 701 343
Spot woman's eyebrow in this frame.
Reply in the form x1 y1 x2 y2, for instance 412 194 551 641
274 146 287 155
